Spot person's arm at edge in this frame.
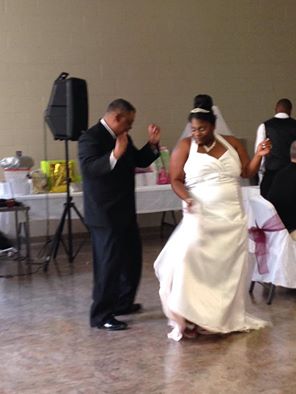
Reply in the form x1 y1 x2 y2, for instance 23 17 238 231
255 123 266 181
254 124 266 152
169 137 192 202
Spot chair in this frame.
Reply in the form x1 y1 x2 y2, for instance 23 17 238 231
247 195 296 304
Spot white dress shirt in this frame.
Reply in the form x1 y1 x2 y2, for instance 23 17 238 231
254 112 289 182
100 118 117 170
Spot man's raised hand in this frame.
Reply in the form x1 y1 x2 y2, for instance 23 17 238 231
113 132 128 159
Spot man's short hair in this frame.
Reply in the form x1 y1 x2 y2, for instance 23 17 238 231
107 98 135 113
276 98 292 113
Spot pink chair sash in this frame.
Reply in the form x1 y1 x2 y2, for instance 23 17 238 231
248 214 285 274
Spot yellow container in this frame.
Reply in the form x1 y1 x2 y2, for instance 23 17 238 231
41 160 79 193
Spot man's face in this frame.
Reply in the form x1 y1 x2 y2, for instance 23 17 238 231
115 111 135 135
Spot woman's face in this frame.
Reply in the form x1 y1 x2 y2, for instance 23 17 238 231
191 118 215 145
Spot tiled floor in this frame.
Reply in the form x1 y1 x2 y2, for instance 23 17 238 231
0 230 296 394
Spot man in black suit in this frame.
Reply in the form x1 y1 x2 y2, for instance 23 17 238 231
255 98 296 198
267 140 296 239
78 99 160 330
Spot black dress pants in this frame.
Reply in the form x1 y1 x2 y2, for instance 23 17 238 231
89 222 142 327
260 170 278 199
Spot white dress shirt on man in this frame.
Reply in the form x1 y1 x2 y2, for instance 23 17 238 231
254 112 289 183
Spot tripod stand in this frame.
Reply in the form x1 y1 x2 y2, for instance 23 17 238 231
43 139 88 272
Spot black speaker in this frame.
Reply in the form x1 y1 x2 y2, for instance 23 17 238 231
45 73 88 141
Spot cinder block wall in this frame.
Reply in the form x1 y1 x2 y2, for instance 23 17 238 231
0 0 295 174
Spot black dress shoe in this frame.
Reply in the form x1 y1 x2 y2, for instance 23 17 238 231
98 317 128 331
114 303 142 316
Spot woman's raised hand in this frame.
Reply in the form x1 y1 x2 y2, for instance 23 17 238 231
257 138 272 157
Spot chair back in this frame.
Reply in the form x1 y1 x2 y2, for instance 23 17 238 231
248 195 296 288
249 195 281 228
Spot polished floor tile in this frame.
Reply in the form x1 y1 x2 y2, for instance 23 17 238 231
0 230 296 394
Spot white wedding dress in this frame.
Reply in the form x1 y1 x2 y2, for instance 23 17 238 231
154 134 269 341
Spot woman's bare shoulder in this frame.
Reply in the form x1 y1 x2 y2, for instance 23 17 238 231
171 137 191 161
175 136 191 150
221 134 241 147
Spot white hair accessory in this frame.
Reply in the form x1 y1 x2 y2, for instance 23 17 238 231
179 105 233 141
190 108 210 114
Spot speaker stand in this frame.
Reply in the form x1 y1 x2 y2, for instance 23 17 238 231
43 139 88 272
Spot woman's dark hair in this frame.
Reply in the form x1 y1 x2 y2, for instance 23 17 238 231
188 108 216 126
187 93 216 125
193 94 213 111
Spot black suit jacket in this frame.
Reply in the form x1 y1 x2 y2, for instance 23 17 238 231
267 162 296 232
78 121 159 228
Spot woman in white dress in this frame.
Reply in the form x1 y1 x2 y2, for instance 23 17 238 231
154 105 272 341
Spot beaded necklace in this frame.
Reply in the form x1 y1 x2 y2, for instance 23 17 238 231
203 139 216 153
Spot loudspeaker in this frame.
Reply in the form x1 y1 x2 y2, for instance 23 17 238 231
45 73 88 141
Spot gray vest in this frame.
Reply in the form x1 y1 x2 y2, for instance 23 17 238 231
264 117 296 171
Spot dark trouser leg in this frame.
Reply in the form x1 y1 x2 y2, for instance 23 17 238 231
89 226 122 327
117 222 142 311
260 170 277 199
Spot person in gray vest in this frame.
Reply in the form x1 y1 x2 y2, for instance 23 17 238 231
255 98 296 198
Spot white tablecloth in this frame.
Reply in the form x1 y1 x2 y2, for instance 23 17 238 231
0 185 260 238
0 185 182 237
241 185 260 227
